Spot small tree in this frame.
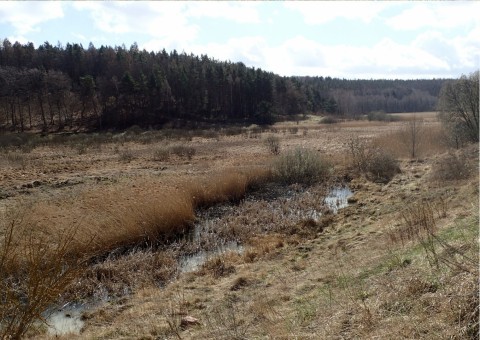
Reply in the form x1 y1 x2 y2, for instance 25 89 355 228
401 114 424 159
438 71 479 143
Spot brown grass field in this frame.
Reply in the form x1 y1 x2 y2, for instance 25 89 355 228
0 112 478 339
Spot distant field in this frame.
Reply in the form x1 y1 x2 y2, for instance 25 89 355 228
390 111 438 121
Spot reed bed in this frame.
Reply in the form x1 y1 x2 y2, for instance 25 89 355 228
0 166 275 337
3 167 272 261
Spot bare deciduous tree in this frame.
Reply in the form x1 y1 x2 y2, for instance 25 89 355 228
438 71 479 143
401 114 424 159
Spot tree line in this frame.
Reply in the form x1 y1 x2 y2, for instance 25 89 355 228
0 39 449 132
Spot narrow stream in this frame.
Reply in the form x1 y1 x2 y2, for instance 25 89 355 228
179 185 353 272
45 184 352 335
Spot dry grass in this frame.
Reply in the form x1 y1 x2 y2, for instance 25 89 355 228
373 124 450 159
72 149 477 339
0 166 275 337
9 167 273 261
1 115 478 339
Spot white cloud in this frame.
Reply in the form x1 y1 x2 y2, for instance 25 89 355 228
142 32 457 79
413 29 480 72
268 37 450 78
388 2 480 31
72 1 261 44
185 2 260 23
73 2 198 43
284 1 392 25
0 2 64 34
143 36 268 67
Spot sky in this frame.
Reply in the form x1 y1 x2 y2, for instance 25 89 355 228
0 1 479 79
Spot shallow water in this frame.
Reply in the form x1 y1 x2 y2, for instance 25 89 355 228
45 303 86 336
44 184 353 335
324 186 353 213
179 241 244 273
179 185 353 272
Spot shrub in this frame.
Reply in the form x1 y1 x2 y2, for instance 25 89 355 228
367 111 395 122
0 220 86 338
264 135 281 155
170 145 196 160
199 256 235 278
273 148 331 185
346 136 371 173
249 127 262 139
319 116 339 124
152 148 170 162
119 149 135 163
3 151 28 170
223 127 244 136
438 71 479 143
366 149 400 183
430 151 475 181
288 127 299 135
126 125 143 135
347 136 400 183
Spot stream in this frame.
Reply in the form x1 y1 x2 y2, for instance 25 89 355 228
45 184 352 335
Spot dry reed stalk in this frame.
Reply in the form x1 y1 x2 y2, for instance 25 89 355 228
0 166 272 337
188 172 249 208
0 217 88 338
7 167 273 261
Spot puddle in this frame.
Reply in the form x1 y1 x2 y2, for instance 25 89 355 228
179 185 352 272
45 303 86 336
324 186 353 213
179 242 243 273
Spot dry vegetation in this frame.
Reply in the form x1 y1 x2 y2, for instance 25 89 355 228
0 112 478 339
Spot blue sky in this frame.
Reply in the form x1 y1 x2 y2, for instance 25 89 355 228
0 1 478 79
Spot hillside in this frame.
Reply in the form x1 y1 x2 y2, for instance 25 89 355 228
1 39 447 132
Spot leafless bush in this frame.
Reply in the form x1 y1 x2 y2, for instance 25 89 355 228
119 149 135 162
0 218 87 338
346 136 372 173
203 297 252 339
367 111 398 122
390 200 477 271
199 256 235 278
347 136 399 183
399 115 424 159
274 148 331 185
288 127 299 135
366 149 400 184
264 135 281 155
319 116 339 124
223 127 244 136
430 151 475 181
170 144 196 160
2 151 28 170
152 147 170 162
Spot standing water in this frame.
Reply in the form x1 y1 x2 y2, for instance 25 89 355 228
179 185 353 272
324 186 353 213
45 303 86 336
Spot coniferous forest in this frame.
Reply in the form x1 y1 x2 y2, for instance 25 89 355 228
0 39 447 132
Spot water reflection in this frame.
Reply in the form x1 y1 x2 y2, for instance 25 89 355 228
324 186 353 213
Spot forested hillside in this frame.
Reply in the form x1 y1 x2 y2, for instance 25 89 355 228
0 39 448 132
